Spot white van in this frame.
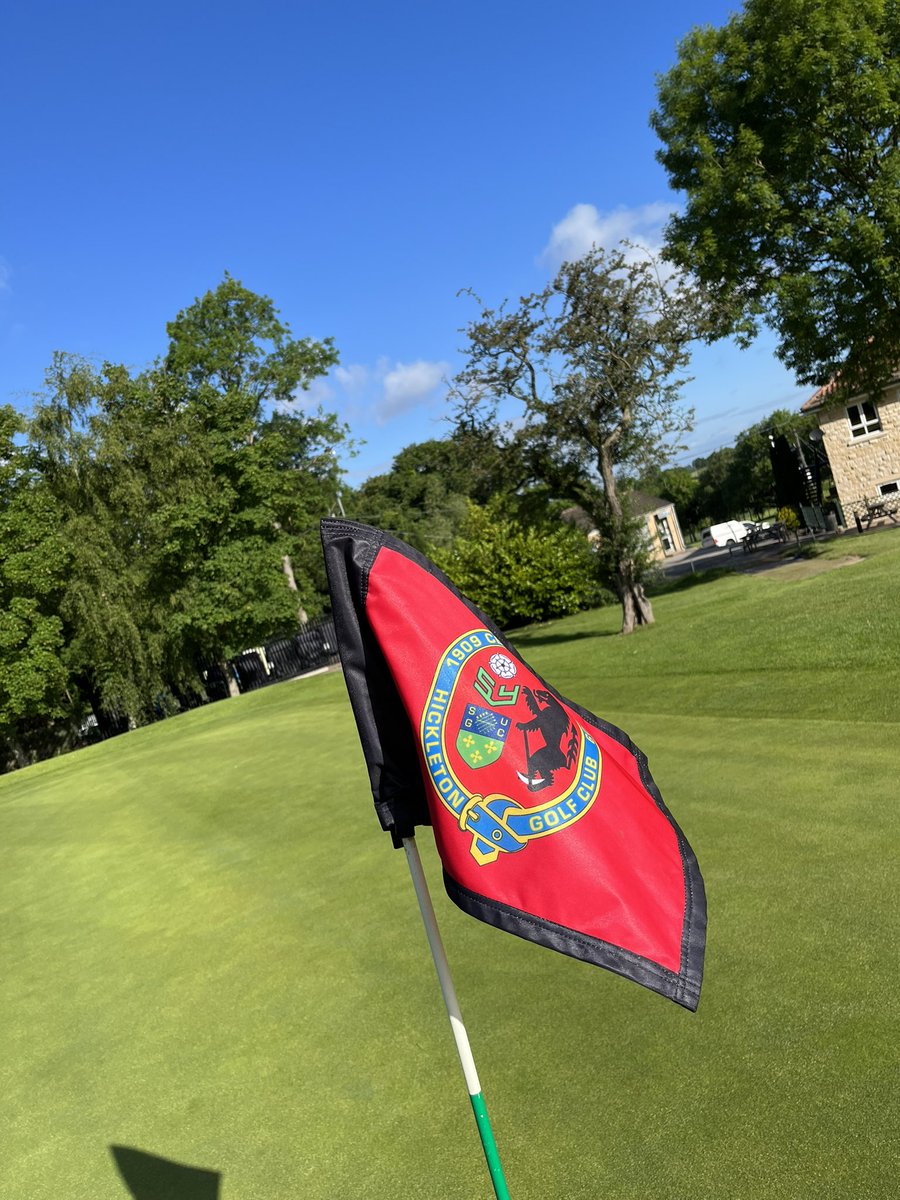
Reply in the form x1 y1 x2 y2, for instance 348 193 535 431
700 520 749 548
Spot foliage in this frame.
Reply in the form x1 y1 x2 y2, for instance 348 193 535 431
347 431 534 551
653 465 698 516
0 406 72 765
431 502 609 628
690 447 737 525
161 276 343 649
653 0 900 393
22 278 344 727
454 244 722 633
777 504 801 530
727 409 818 517
349 439 473 551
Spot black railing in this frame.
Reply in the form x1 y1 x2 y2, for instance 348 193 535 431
202 615 341 698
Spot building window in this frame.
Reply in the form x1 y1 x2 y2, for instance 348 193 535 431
655 514 674 554
847 400 882 438
879 480 900 496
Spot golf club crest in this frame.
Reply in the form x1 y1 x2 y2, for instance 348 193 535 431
420 629 602 864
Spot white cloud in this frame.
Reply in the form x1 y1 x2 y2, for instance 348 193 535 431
334 363 370 394
376 359 449 424
0 257 11 292
283 375 334 412
541 202 673 268
289 356 450 426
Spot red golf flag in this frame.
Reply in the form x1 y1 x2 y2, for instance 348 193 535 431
322 519 706 1010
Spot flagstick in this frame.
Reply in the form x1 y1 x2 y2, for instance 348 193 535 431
402 835 511 1200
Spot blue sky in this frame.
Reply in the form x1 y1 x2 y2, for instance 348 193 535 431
2 0 807 483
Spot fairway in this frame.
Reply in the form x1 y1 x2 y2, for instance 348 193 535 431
2 532 898 1199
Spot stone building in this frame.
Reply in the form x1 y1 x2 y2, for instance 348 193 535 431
801 377 900 520
629 491 686 559
561 493 686 561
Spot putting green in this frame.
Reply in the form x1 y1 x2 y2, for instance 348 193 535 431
2 531 897 1198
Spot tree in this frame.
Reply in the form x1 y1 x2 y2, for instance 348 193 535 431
0 406 71 766
656 466 699 516
349 439 472 551
431 501 609 628
690 447 736 526
347 431 529 551
27 278 344 721
453 245 717 634
161 276 343 649
652 0 900 393
30 356 196 719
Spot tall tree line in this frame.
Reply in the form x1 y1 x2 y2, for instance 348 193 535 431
1 278 344 768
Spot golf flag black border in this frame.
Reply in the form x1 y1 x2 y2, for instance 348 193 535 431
321 518 707 1010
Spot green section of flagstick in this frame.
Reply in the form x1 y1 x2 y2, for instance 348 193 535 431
470 1091 511 1199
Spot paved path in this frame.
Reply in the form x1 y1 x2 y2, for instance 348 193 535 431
661 521 899 580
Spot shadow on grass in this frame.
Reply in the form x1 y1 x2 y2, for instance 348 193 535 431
110 1146 220 1199
647 567 735 596
787 543 827 560
511 628 619 648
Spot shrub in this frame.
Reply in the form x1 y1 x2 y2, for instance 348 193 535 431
777 505 801 531
430 503 610 628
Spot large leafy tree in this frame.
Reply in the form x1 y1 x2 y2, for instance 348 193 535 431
27 278 344 721
689 447 737 526
653 0 900 392
454 245 718 634
0 406 71 766
349 439 472 551
30 356 197 718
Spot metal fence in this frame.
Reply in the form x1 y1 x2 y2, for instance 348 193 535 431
202 615 341 699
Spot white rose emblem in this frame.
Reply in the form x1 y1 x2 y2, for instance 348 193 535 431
488 652 517 680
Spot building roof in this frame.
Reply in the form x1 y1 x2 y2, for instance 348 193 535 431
561 493 674 529
559 505 595 533
801 379 841 412
802 366 900 412
628 490 672 516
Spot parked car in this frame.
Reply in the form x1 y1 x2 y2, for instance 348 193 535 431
701 520 751 547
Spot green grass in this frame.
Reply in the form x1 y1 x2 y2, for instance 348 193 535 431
2 528 899 1198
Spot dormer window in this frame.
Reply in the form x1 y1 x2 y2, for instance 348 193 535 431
847 400 882 438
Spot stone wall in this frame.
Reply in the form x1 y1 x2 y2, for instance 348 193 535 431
818 384 900 507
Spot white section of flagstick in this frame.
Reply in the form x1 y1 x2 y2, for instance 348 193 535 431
402 835 481 1095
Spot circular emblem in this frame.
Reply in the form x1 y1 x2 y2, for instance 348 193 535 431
489 652 516 680
420 629 602 865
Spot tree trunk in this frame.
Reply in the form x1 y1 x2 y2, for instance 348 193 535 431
219 660 241 699
617 568 655 636
282 554 308 627
596 444 655 635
